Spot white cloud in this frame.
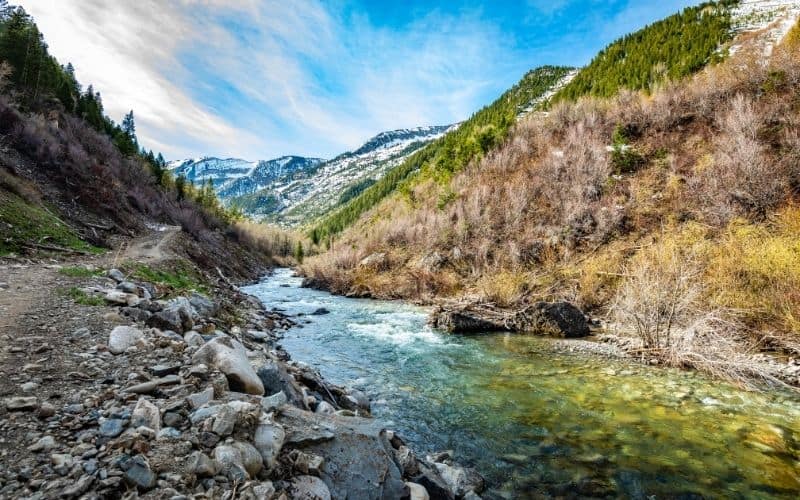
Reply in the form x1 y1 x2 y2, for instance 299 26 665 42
16 1 524 160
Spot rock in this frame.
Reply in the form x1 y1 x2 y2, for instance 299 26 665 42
433 463 485 497
189 293 217 317
261 390 288 412
163 412 185 428
188 451 218 478
38 403 56 419
147 309 187 334
289 475 332 500
253 482 276 499
292 450 325 475
256 362 304 405
213 444 248 481
28 435 56 452
121 455 157 491
150 364 181 377
51 453 73 474
117 281 138 294
429 301 590 337
61 474 94 498
108 269 125 282
184 331 205 347
407 482 430 500
120 307 152 323
20 381 38 393
105 290 141 307
359 252 388 270
123 375 180 394
108 326 145 355
315 401 336 415
157 427 182 440
4 396 38 411
210 404 237 437
278 406 406 499
419 252 447 272
186 387 215 409
412 462 455 500
193 337 264 395
396 446 420 476
232 441 263 478
99 418 125 438
254 420 285 469
527 301 590 338
246 330 271 342
311 307 331 316
131 398 161 433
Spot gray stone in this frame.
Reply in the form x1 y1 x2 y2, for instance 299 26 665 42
246 330 270 342
108 269 125 283
188 451 218 478
147 309 186 334
192 337 264 395
4 396 38 411
131 398 161 433
289 475 332 500
105 290 141 307
121 455 157 491
232 441 263 478
117 281 138 294
157 428 182 440
108 326 145 355
256 362 304 405
253 482 276 499
315 401 336 415
163 412 185 428
433 462 485 497
61 474 94 497
186 387 214 409
213 444 249 481
261 390 288 412
37 403 56 419
28 435 56 452
210 404 236 437
184 331 205 347
123 375 180 394
120 307 152 322
254 420 285 469
20 381 38 393
98 418 125 438
278 406 406 499
150 364 181 377
189 293 217 317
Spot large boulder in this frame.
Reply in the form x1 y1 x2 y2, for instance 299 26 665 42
527 301 590 338
254 419 285 469
256 361 306 408
108 326 146 354
289 475 332 500
277 406 407 499
428 309 505 333
192 337 264 395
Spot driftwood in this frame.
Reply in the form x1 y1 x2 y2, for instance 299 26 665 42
429 300 591 337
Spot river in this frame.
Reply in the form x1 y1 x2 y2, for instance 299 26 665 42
243 268 800 499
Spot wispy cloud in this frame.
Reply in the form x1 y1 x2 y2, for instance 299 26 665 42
17 0 697 161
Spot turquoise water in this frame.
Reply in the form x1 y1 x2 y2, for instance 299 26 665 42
244 269 800 499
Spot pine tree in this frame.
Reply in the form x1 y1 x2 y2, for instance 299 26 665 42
122 110 136 139
175 175 187 202
294 241 304 264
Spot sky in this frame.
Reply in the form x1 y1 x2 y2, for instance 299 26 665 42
18 0 696 161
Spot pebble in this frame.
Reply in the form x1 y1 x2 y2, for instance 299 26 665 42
27 435 56 452
99 418 125 438
121 455 157 491
37 403 56 419
4 396 38 411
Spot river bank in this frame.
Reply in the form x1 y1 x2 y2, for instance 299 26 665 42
0 236 478 499
252 269 800 498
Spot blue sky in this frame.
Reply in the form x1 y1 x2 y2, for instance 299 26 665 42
20 0 696 161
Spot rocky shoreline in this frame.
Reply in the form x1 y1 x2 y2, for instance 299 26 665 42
0 262 484 499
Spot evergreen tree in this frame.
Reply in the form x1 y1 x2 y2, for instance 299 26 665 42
294 241 304 264
122 110 136 139
175 175 187 202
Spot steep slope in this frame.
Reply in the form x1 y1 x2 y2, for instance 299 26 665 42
303 7 800 386
312 65 575 240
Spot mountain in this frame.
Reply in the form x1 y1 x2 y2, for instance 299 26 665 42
169 125 452 223
301 2 800 386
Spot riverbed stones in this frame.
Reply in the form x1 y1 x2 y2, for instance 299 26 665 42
108 325 145 354
131 398 161 432
99 418 125 438
120 455 157 491
108 268 125 282
289 475 332 500
192 337 264 395
4 396 38 411
407 482 430 500
254 420 285 468
433 462 485 497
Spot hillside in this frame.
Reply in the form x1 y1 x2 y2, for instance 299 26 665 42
312 65 575 241
168 126 451 225
303 9 800 387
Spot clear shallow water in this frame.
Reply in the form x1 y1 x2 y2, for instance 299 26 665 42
244 269 800 499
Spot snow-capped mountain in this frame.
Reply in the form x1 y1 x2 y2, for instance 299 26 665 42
169 125 453 224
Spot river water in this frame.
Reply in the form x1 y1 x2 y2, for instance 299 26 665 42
243 268 800 499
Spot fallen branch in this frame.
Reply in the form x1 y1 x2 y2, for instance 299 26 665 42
22 242 91 255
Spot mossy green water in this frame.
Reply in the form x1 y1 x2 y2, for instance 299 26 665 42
246 269 800 499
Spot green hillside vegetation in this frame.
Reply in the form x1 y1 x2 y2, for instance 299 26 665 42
312 65 574 241
553 1 735 102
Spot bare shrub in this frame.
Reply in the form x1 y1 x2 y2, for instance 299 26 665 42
613 243 701 349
